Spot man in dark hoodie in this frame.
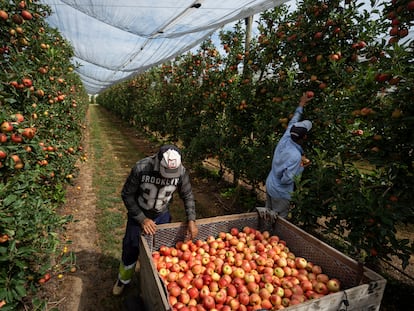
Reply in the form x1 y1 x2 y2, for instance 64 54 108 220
113 145 198 295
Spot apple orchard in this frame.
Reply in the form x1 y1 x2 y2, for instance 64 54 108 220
97 0 414 273
0 0 413 310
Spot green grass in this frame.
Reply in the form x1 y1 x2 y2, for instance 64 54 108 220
88 105 144 259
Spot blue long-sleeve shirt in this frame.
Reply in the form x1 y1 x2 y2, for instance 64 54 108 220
265 106 304 200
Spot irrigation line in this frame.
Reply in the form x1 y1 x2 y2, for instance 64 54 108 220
379 257 414 282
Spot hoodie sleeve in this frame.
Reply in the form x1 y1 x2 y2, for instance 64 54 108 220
178 168 196 222
121 161 147 225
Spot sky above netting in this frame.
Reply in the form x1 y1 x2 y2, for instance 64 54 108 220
39 0 289 94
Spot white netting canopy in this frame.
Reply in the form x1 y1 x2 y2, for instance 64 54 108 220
40 0 288 94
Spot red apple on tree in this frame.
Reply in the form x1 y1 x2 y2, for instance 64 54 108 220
0 10 8 21
22 78 32 87
314 32 323 39
0 149 6 159
305 91 314 98
21 10 32 20
11 133 23 143
11 113 24 123
0 133 7 143
0 121 13 133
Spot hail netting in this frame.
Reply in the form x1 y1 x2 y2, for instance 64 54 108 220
39 0 288 94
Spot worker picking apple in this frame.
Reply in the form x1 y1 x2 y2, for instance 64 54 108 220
265 92 313 218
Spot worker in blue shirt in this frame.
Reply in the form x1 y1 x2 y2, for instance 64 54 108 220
265 93 313 218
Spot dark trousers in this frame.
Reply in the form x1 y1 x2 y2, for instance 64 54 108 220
121 211 171 266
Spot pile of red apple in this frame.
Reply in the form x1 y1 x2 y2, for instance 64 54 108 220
152 226 341 311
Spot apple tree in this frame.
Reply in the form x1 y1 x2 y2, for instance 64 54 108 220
1 0 88 309
95 0 413 271
267 0 414 268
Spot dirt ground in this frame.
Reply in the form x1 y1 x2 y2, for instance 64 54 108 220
38 105 413 311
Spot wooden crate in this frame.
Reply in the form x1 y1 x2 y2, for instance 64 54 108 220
139 212 386 311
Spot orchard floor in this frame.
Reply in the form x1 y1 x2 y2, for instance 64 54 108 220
38 104 413 311
39 104 240 311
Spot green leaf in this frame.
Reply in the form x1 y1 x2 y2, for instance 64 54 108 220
14 285 26 299
2 194 18 207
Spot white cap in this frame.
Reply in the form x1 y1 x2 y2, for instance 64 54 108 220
160 148 182 178
293 120 312 131
290 120 312 142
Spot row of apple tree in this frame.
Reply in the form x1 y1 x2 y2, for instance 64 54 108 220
0 0 88 310
97 1 413 277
